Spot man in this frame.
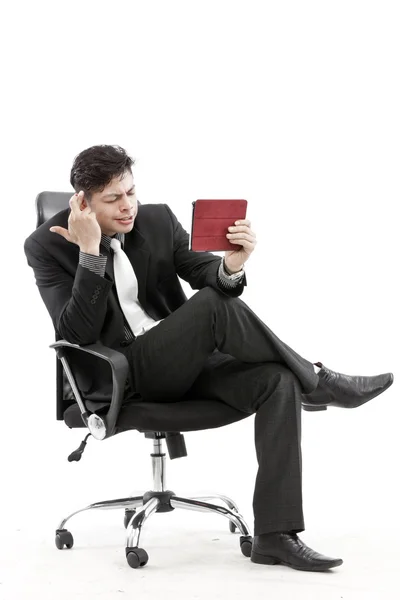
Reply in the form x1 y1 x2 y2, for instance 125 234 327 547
24 144 393 572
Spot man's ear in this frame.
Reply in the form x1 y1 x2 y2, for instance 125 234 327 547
81 193 90 210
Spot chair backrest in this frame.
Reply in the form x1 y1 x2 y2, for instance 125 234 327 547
35 191 143 421
36 191 71 227
35 191 145 421
36 191 79 419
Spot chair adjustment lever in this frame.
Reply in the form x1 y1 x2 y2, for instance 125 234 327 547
68 434 92 462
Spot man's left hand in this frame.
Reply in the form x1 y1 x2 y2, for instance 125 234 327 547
224 219 257 274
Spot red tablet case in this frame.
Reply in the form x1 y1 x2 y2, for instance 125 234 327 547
190 199 248 251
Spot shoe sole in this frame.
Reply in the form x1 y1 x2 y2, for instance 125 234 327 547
251 550 343 571
302 372 394 411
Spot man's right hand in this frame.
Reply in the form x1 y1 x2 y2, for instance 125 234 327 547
49 191 102 253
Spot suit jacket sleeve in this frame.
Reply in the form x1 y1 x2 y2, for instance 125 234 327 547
164 204 247 298
24 236 114 345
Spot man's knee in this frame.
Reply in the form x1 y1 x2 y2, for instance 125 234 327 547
184 287 226 322
275 366 302 390
195 286 228 305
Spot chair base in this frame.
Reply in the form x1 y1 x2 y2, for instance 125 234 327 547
55 435 253 568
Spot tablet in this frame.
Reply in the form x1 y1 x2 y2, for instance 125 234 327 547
190 199 248 251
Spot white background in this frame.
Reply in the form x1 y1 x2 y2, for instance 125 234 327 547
1 0 399 596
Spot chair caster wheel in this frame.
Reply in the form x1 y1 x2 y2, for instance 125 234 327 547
126 546 149 568
124 509 137 529
239 535 253 557
229 520 236 533
55 529 74 550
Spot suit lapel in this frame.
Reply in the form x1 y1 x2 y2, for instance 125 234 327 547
125 227 150 306
104 247 114 282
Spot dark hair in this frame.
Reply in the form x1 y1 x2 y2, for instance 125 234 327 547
70 145 135 199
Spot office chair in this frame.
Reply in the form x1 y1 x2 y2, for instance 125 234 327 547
35 191 254 569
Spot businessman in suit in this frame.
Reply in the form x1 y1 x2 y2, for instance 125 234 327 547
24 144 393 572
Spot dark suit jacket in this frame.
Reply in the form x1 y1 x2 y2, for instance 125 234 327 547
24 203 247 354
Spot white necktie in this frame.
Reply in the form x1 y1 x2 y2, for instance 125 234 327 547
110 238 162 337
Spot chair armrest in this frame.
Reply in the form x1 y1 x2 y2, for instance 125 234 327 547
50 340 129 440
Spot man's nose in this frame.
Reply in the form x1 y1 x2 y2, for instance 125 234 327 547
120 194 134 209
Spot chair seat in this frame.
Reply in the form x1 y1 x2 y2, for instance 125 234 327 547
64 398 250 433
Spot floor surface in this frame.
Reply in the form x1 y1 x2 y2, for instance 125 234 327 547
1 509 397 600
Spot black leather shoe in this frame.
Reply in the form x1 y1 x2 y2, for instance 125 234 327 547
251 532 343 571
302 362 394 411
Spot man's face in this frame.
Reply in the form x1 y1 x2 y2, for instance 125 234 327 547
82 170 138 236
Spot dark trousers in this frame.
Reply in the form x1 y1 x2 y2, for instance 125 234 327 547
125 287 320 535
